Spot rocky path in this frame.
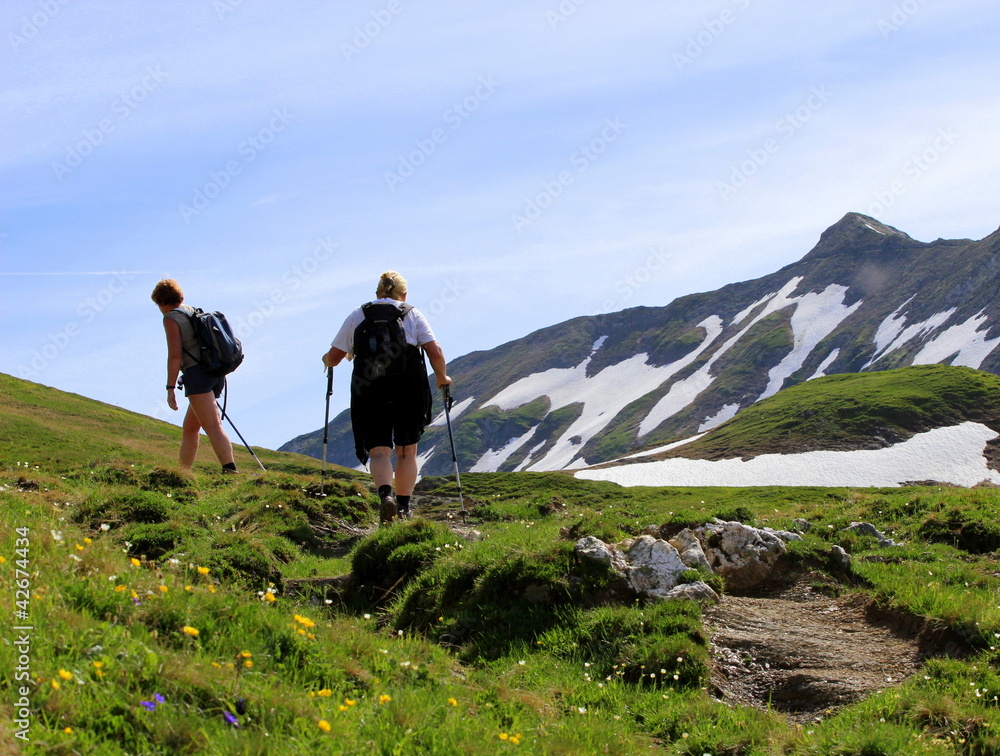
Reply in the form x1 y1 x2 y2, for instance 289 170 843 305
703 573 927 722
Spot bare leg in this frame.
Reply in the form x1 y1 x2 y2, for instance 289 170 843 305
179 404 201 468
187 392 236 467
369 446 394 489
394 443 418 497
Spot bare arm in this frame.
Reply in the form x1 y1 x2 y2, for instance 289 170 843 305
422 340 451 388
322 346 348 369
163 316 183 411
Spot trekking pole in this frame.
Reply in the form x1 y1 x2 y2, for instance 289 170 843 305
217 385 266 472
441 385 468 523
321 367 333 495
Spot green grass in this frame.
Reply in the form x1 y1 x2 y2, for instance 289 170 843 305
3 372 1000 754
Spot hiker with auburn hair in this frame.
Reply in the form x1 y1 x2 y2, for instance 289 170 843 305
151 278 238 473
322 271 451 522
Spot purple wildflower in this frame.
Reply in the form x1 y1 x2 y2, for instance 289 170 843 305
140 701 156 711
223 711 240 727
154 693 165 704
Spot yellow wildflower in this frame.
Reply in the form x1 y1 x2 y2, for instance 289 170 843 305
244 660 253 669
83 538 92 545
318 720 331 732
158 585 168 594
181 626 199 637
345 698 356 706
378 694 392 705
499 733 509 741
51 680 60 690
317 688 332 697
239 651 252 658
448 697 458 706
58 669 73 680
263 592 276 602
114 584 127 592
130 558 141 567
197 566 210 575
208 585 216 593
338 704 348 712
64 727 73 734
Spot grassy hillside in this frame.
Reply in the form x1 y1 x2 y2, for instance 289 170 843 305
0 373 324 474
648 364 1000 462
3 375 1000 754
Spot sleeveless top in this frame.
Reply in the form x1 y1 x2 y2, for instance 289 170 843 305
164 305 200 370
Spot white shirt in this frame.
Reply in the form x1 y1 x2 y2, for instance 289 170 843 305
331 298 436 359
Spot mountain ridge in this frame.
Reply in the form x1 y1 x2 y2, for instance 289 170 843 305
282 213 1000 475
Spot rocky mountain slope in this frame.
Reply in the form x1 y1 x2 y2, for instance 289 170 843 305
281 213 1000 475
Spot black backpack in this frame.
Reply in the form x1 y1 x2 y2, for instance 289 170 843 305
353 302 413 382
183 308 244 376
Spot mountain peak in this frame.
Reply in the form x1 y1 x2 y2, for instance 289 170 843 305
801 212 913 262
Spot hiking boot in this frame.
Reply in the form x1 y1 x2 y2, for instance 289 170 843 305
379 495 397 524
397 504 410 520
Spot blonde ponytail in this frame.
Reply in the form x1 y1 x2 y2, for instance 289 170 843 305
376 270 408 300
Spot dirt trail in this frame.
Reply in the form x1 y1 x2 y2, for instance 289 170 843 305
703 573 928 722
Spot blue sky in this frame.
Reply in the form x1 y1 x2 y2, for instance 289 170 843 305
3 0 999 451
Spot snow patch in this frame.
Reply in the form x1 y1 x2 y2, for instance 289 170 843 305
698 404 740 432
624 433 707 459
480 317 725 471
866 303 956 367
913 310 1000 369
576 422 1000 488
809 349 840 380
429 396 474 427
592 335 608 352
470 425 539 472
758 284 861 400
640 279 858 437
863 222 886 235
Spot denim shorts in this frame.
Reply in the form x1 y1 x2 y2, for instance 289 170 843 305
181 364 226 398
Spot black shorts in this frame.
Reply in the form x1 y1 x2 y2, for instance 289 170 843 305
181 364 226 398
357 396 425 451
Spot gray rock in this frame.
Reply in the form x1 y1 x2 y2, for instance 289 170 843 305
660 580 719 604
792 518 812 533
574 536 628 577
669 528 711 571
695 521 786 591
624 535 688 598
844 521 902 548
830 545 851 570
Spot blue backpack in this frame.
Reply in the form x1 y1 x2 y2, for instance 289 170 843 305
183 308 244 376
